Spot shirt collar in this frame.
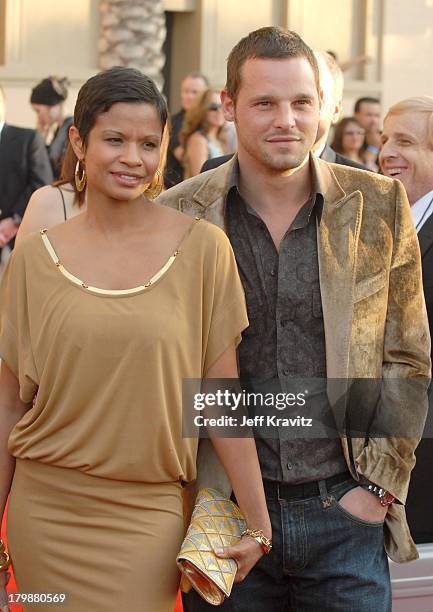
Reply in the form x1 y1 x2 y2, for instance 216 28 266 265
411 189 433 233
227 153 324 222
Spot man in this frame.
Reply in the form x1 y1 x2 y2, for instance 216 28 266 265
314 51 366 169
202 49 367 172
354 96 381 169
159 28 430 610
380 96 433 545
164 72 209 188
0 84 53 253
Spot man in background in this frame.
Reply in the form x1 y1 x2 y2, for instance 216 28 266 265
314 50 367 169
354 96 381 169
164 72 209 188
380 95 433 545
0 84 52 263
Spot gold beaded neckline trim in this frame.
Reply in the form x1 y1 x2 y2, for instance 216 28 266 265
39 218 200 296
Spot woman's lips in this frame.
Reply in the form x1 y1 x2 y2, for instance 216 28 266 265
110 172 144 188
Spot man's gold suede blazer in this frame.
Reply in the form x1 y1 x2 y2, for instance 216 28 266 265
157 155 431 563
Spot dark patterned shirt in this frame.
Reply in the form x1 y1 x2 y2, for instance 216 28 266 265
226 159 346 483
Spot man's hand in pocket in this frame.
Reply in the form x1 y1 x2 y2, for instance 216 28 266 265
339 486 388 522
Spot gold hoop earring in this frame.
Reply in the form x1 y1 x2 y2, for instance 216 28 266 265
74 160 87 192
143 169 163 200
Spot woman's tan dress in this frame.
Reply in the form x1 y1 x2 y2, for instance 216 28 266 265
0 218 248 611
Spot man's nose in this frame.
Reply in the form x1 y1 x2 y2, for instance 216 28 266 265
274 103 296 129
380 140 397 159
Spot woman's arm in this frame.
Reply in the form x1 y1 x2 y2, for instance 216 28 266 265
205 344 271 582
0 361 30 606
185 132 209 178
0 360 29 529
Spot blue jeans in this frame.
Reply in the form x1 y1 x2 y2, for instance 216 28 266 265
182 477 391 611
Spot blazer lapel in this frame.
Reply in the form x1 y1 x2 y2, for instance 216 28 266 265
418 212 433 258
190 157 237 230
314 158 363 379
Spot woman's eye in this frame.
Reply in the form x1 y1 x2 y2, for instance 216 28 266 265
143 142 157 149
107 138 122 144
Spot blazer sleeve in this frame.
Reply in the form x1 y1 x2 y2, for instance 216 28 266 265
355 180 432 503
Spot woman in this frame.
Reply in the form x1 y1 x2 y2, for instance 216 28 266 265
30 77 74 179
331 117 373 168
180 88 230 178
0 67 271 611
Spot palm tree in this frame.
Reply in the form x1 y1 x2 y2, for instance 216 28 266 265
98 0 166 90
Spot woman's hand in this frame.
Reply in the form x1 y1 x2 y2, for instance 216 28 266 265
0 569 10 612
215 535 266 583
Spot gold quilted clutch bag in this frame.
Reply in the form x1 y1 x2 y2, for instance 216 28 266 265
177 488 246 606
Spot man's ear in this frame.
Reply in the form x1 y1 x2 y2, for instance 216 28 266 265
331 100 343 125
318 87 324 114
221 89 235 122
69 125 85 161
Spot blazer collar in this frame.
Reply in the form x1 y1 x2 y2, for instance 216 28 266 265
192 156 237 209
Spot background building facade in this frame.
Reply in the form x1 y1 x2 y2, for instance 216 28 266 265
0 0 432 128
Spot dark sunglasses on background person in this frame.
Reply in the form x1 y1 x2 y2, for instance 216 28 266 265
208 103 222 111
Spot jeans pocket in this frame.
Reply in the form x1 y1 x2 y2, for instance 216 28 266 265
333 481 385 528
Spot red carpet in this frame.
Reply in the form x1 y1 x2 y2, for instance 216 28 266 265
1 500 183 611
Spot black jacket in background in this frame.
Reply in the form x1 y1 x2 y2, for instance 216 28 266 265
0 124 53 221
405 212 433 544
164 109 185 189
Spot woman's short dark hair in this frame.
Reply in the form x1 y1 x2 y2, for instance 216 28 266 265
57 67 169 204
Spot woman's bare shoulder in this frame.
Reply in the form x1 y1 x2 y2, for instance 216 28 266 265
15 185 74 245
188 131 207 146
151 200 196 229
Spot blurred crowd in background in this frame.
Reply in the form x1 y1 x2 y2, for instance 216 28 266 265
0 47 424 269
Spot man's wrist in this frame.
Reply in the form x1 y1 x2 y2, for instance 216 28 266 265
361 481 395 507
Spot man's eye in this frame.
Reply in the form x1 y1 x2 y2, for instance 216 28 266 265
295 99 311 106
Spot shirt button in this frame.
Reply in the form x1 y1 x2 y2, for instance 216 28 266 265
270 267 277 277
282 369 290 376
287 462 293 470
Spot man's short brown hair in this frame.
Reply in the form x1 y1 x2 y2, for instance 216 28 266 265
226 27 320 102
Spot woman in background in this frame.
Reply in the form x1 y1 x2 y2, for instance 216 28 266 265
332 116 377 171
180 88 231 178
30 77 73 179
